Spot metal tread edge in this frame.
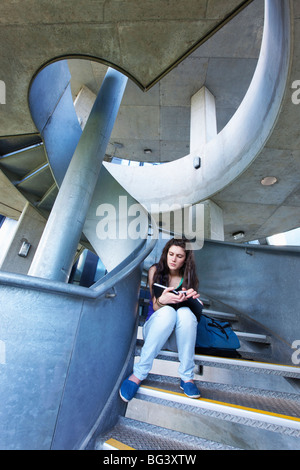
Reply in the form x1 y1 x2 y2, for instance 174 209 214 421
135 385 300 436
134 345 300 378
97 417 239 451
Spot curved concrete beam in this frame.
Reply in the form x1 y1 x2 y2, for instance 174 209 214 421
104 0 292 211
0 0 254 136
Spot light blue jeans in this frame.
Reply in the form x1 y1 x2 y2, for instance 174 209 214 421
133 305 198 382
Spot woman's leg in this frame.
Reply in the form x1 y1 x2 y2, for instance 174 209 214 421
174 307 198 382
133 305 177 381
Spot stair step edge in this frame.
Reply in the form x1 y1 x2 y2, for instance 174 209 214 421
136 385 300 432
145 373 300 402
102 438 135 450
202 309 237 320
235 331 271 343
97 417 239 451
135 347 300 378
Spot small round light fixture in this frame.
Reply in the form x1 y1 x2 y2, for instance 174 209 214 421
144 148 152 154
232 231 245 241
261 176 278 186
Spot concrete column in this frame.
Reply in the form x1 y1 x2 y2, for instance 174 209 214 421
203 200 224 241
190 86 217 152
28 68 128 282
190 86 224 241
0 202 46 274
74 85 96 129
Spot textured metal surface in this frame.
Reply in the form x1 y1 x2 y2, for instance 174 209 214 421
135 385 300 438
128 298 300 450
29 67 128 281
126 391 300 450
97 417 238 450
144 375 300 419
135 343 300 379
193 355 300 379
28 61 149 276
0 258 146 449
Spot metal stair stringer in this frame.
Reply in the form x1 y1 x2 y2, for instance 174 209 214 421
28 60 150 273
0 141 58 218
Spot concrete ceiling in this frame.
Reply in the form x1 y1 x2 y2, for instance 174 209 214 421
0 0 300 243
0 0 253 135
68 0 263 163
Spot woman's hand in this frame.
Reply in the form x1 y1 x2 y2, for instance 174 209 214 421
158 286 186 306
180 287 200 300
154 285 202 311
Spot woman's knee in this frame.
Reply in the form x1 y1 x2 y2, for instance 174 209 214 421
144 305 177 337
176 307 197 330
154 305 177 328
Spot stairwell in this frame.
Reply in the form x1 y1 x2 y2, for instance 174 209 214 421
97 291 300 451
0 56 299 450
1 135 299 450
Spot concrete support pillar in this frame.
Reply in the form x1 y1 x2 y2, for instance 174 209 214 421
0 202 46 274
28 68 128 282
203 200 224 241
190 86 224 241
74 85 96 129
190 86 217 152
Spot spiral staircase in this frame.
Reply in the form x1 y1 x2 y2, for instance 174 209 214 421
1 116 300 450
1 122 299 449
0 0 300 451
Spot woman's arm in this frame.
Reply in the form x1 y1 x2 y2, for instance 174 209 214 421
148 265 162 311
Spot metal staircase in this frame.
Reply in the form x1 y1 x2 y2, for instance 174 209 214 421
97 293 300 450
0 58 299 450
0 62 154 450
0 141 58 219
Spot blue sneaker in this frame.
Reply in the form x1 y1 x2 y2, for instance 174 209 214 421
119 376 140 402
180 380 201 398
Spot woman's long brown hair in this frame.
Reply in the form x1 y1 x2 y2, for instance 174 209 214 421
152 238 199 291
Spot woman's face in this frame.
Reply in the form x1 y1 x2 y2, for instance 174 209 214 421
167 245 186 272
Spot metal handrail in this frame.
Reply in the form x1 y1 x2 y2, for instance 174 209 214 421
0 221 158 300
200 239 300 255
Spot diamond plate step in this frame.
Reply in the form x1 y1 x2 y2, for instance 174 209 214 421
138 385 300 429
143 375 300 419
97 417 239 450
126 378 300 450
135 341 300 379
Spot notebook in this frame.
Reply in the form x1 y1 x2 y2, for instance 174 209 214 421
152 283 203 321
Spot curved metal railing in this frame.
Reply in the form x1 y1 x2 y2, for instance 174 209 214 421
0 225 157 300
